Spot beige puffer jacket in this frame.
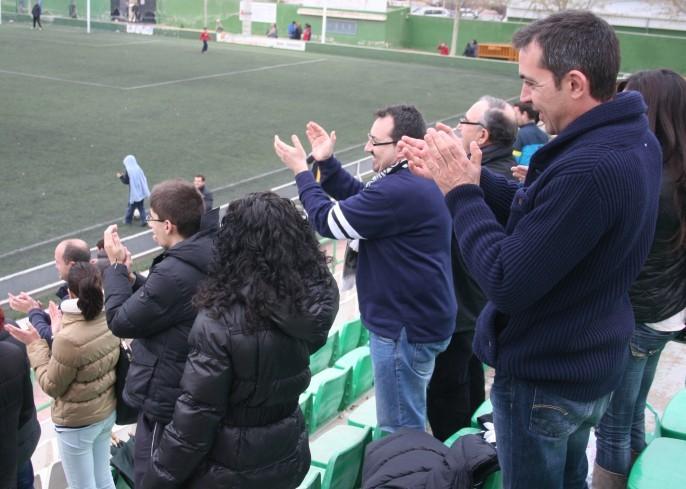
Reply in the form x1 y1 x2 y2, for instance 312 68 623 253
28 299 120 427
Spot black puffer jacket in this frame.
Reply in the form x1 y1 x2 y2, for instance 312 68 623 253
629 172 686 323
362 429 499 489
140 274 339 489
104 229 214 423
0 337 40 489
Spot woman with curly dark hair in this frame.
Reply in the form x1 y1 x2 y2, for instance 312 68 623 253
141 192 340 489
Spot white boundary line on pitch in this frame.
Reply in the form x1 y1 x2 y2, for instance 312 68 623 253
0 68 122 89
122 58 327 90
1 34 159 48
0 58 327 91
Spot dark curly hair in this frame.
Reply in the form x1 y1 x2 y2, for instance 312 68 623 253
194 192 332 327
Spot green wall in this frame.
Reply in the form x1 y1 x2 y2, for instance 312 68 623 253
41 0 110 19
3 1 684 74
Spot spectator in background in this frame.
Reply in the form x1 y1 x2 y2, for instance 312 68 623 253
266 23 278 38
102 179 214 489
594 69 686 488
512 101 549 166
274 106 456 434
427 95 518 441
437 42 449 56
141 192 339 489
93 238 110 276
463 39 477 57
7 263 120 489
31 2 42 30
400 11 661 487
117 154 150 227
8 239 91 345
456 96 518 180
302 23 312 41
193 174 214 212
215 18 224 34
288 20 297 39
295 22 303 40
0 308 41 489
200 27 210 54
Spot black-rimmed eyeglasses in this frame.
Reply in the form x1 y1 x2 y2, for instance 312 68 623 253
458 118 485 127
367 134 396 146
146 215 166 224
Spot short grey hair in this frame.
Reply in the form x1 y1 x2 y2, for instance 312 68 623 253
479 95 517 148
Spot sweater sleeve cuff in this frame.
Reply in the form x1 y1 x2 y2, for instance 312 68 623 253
445 184 484 217
295 170 317 192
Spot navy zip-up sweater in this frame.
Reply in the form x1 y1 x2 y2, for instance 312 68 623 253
445 91 661 401
295 158 456 343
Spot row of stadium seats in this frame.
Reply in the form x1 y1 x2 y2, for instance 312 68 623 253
629 389 686 488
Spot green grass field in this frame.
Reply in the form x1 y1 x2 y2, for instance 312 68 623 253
0 21 522 275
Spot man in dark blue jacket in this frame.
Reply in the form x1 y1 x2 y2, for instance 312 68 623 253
102 179 213 489
274 105 456 434
400 11 661 488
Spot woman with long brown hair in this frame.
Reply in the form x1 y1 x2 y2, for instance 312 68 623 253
594 69 686 488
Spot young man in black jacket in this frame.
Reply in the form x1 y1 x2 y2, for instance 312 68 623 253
102 179 214 489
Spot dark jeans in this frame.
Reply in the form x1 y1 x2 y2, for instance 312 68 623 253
491 374 611 489
134 413 165 489
17 460 34 489
202 40 208 53
33 16 42 28
595 323 679 475
427 330 485 440
124 200 146 226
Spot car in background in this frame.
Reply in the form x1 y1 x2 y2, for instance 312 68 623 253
411 6 453 17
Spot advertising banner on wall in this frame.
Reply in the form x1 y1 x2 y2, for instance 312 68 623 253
300 0 387 12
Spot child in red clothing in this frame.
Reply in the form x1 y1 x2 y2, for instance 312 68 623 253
200 28 209 53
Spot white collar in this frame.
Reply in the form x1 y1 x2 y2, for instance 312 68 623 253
60 298 81 314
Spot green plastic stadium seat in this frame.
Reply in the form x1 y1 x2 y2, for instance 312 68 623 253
334 346 374 406
310 425 372 489
358 325 370 347
310 331 338 375
334 319 363 362
471 399 493 428
347 397 386 440
297 466 322 489
628 437 686 488
306 367 351 431
660 389 686 441
299 391 313 433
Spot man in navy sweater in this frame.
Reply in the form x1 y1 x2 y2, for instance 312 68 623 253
274 105 456 433
400 11 661 489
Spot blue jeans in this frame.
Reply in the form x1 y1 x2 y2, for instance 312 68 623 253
124 200 146 225
491 374 611 489
369 328 449 432
595 323 679 475
55 411 116 489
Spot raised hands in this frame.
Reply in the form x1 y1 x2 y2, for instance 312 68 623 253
48 301 63 335
274 134 309 175
399 122 482 195
305 121 336 162
8 292 42 314
5 322 41 345
103 224 127 265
